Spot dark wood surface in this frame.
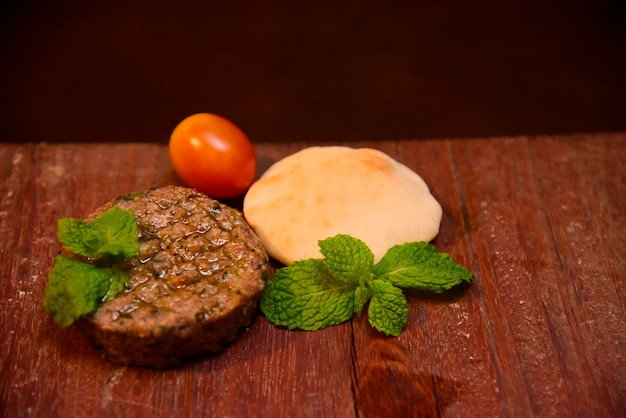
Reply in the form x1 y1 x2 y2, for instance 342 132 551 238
1 133 624 417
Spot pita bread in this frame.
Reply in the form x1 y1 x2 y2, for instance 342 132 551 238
243 146 442 265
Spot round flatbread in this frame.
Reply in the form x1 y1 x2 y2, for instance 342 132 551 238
243 146 442 265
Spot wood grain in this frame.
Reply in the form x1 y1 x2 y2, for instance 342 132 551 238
1 133 624 417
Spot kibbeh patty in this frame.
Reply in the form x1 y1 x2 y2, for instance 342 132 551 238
74 186 268 368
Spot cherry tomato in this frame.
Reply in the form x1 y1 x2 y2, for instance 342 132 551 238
169 113 256 199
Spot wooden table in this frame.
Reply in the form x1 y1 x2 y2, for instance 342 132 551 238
1 133 624 417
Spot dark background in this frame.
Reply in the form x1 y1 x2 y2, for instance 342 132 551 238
1 0 625 143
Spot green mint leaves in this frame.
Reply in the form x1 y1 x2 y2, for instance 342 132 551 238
372 241 473 292
43 256 130 328
57 206 139 262
260 259 356 331
43 207 139 328
260 235 473 336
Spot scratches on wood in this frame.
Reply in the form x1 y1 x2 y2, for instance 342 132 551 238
100 367 127 409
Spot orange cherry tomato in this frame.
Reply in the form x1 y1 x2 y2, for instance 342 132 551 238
169 113 256 199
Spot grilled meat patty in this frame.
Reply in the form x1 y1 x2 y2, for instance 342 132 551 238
75 186 268 368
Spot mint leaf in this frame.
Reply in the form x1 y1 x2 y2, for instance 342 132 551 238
372 242 472 292
103 268 129 301
260 259 356 330
353 282 372 315
58 206 139 261
319 234 373 284
44 256 129 328
367 280 408 336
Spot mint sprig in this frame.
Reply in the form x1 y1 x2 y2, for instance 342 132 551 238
260 234 473 336
43 207 140 328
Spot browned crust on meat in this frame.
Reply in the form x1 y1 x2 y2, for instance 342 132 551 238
76 294 260 368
